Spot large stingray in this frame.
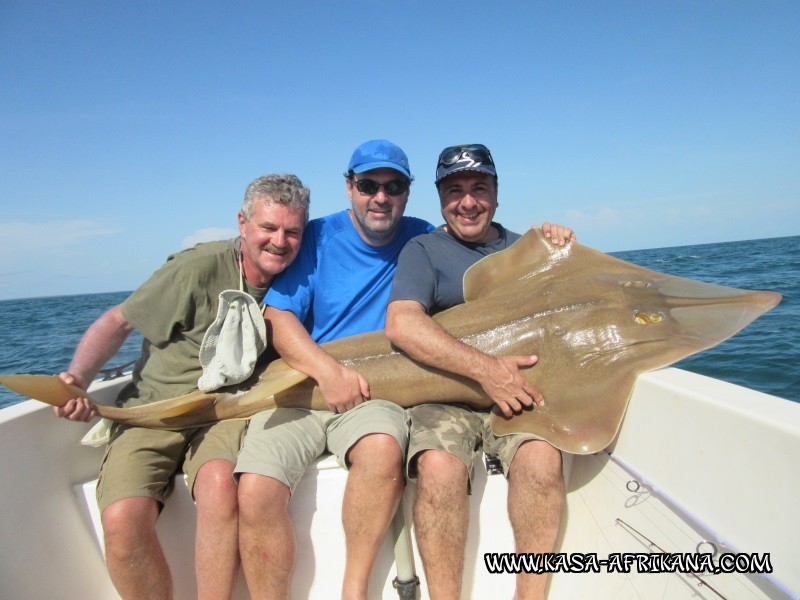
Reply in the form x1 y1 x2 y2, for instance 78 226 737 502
0 229 781 454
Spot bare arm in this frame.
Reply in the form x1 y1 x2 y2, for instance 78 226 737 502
264 306 369 413
56 304 134 421
385 225 574 416
385 300 543 417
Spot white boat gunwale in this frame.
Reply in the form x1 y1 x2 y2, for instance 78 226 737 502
1 367 797 599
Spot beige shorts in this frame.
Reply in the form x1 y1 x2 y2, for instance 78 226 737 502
96 419 246 512
407 403 543 487
235 400 407 494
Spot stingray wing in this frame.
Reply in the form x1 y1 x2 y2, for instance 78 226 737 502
466 230 780 453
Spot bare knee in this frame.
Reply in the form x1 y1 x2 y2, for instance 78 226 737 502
101 497 160 557
348 433 403 477
238 474 291 526
509 441 564 489
194 459 238 521
416 449 468 491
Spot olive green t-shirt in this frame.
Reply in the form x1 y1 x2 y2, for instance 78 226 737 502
118 238 267 407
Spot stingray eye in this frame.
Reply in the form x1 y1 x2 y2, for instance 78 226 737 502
634 311 664 324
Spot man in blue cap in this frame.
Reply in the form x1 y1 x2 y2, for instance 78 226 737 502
236 140 433 599
386 143 574 599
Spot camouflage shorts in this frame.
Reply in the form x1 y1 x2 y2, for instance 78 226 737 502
406 403 543 486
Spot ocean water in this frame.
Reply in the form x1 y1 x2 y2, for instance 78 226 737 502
0 236 798 410
613 235 799 402
0 291 144 409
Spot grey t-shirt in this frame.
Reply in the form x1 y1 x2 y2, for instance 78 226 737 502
388 223 521 315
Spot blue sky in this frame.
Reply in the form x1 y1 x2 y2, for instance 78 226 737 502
1 1 798 300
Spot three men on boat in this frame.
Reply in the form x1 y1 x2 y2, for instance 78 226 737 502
55 141 573 600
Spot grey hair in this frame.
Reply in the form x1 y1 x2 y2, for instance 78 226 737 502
241 174 310 223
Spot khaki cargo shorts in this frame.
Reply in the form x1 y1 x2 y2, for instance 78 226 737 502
96 419 246 512
235 400 407 495
407 403 543 487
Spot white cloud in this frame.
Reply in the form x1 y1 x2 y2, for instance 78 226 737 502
559 192 793 252
0 219 120 249
565 207 622 225
0 219 127 299
181 227 238 249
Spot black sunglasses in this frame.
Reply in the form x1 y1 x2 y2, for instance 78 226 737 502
437 144 494 168
351 177 409 196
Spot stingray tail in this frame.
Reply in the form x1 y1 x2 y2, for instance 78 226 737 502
0 374 97 408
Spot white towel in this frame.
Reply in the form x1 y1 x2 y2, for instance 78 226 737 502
197 289 267 392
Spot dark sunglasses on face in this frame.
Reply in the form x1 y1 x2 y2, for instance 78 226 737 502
437 144 494 168
351 177 410 196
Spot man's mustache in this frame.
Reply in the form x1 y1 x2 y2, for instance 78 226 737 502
265 243 290 255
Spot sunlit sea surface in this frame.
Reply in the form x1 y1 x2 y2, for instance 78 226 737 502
1 235 798 410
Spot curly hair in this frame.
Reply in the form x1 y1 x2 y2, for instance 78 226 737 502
241 174 310 223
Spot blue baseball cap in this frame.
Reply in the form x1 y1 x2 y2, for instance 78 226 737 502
346 139 412 180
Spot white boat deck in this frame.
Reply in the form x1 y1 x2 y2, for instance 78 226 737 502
1 368 798 599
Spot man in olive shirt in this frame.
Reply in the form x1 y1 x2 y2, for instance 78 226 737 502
56 174 309 600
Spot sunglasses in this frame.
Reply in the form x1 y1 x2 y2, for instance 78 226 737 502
351 177 410 196
437 144 494 168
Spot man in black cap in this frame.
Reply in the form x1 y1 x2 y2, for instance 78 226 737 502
386 144 574 600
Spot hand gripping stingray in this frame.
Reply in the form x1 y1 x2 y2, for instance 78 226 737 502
0 229 781 454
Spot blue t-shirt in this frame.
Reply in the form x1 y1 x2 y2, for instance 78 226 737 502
265 210 433 343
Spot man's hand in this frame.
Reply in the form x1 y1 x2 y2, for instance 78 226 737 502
541 222 576 246
317 363 370 413
54 372 96 422
476 355 544 418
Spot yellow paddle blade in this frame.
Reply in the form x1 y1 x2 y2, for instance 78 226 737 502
0 374 95 408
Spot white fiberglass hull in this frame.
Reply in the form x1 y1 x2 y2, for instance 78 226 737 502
0 368 797 599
